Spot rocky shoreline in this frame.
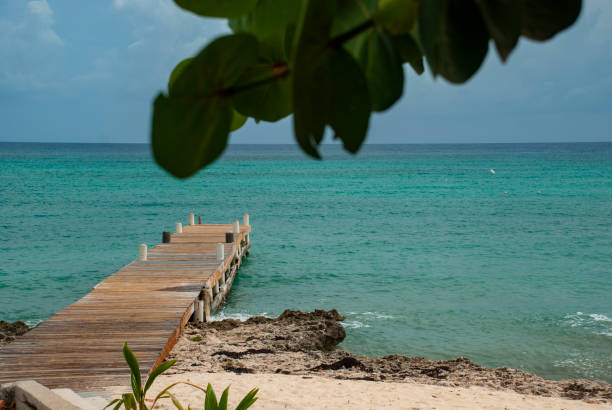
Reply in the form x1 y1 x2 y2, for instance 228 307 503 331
0 320 29 347
167 309 612 404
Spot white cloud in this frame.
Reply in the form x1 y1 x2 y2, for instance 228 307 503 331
0 0 65 89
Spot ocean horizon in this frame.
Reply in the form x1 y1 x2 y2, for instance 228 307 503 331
1 142 610 383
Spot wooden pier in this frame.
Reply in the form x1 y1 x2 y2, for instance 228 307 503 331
0 215 251 391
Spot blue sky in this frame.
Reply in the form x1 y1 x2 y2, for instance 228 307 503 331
0 0 610 144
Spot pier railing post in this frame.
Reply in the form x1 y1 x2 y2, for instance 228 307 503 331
138 244 147 261
189 213 195 226
196 298 204 323
198 215 202 224
233 219 240 234
243 214 250 245
162 231 171 243
176 222 182 233
203 290 211 322
216 243 224 261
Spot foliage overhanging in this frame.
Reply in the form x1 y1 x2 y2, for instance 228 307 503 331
152 0 582 178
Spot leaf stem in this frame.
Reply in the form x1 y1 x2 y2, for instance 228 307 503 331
328 18 375 48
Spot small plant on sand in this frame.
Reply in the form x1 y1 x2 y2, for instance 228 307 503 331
190 336 202 342
105 343 258 410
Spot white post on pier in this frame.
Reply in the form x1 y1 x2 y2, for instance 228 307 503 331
216 243 224 261
233 219 240 234
203 291 211 322
189 213 195 226
176 222 182 233
243 213 250 245
196 298 204 323
138 244 147 261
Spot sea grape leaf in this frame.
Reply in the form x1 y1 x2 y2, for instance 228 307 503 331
353 26 404 111
332 0 402 111
419 0 489 84
230 110 248 131
229 0 301 39
519 0 582 41
169 34 258 98
292 0 371 158
152 34 258 177
393 34 424 75
374 0 419 35
474 0 520 62
327 50 371 153
229 0 301 62
168 58 193 94
332 0 377 39
174 0 257 18
152 95 232 178
233 64 292 122
291 0 337 158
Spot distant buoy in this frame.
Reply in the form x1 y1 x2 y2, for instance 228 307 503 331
489 169 496 174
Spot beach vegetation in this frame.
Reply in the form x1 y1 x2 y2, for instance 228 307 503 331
190 336 202 342
151 0 582 178
105 343 258 410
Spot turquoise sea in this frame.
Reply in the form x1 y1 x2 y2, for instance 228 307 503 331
0 142 610 383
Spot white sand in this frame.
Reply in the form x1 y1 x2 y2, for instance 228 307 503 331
107 372 612 409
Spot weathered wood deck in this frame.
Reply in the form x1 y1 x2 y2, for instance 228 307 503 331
0 218 251 391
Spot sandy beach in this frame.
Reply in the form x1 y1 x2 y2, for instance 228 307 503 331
102 310 612 409
106 372 612 410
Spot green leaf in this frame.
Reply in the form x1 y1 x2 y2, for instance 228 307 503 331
218 386 229 410
112 400 123 410
144 360 176 395
233 64 292 122
204 383 218 410
331 0 376 38
174 0 257 18
122 343 142 402
169 34 259 98
122 393 136 410
474 0 520 62
166 391 185 410
292 0 371 158
419 0 489 84
229 0 301 39
374 0 419 35
229 0 301 62
230 110 248 131
235 388 259 410
152 34 259 177
353 26 404 111
168 58 193 94
392 34 424 75
519 0 582 42
152 95 232 178
103 398 120 409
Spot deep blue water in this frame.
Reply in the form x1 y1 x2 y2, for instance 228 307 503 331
0 142 611 382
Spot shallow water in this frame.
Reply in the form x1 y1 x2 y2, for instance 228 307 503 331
0 142 610 382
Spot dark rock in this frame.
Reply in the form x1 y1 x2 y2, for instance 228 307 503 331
0 321 29 347
312 357 372 372
223 365 254 374
212 348 274 359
